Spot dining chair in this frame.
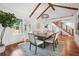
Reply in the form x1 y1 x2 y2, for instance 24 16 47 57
28 33 44 54
45 33 56 51
54 32 60 48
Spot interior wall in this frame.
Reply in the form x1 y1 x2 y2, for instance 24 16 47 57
0 26 24 46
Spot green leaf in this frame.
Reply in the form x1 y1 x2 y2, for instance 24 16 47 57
0 10 18 28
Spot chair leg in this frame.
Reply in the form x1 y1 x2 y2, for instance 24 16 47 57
56 39 58 44
53 43 55 51
35 45 37 54
29 42 31 51
55 40 58 47
55 41 57 47
43 41 45 48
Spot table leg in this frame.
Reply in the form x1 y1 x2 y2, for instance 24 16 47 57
43 41 45 48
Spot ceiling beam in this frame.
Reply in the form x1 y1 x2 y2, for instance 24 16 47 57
51 4 78 10
37 6 50 20
29 3 41 17
48 3 55 11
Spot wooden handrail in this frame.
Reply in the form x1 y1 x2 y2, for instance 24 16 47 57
62 22 74 36
53 21 74 36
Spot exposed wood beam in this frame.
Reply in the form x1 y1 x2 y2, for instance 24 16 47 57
37 6 50 20
48 3 55 10
51 4 78 10
29 3 41 17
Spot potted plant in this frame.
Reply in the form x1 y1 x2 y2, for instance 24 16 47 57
0 10 18 53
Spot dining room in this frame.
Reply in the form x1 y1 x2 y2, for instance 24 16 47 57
0 3 79 56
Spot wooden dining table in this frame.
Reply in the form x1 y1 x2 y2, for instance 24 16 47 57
28 31 53 48
29 31 53 40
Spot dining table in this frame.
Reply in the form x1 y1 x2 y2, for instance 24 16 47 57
28 31 53 48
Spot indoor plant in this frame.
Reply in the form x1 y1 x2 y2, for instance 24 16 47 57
0 10 18 52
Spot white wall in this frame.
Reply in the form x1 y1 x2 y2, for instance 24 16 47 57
0 26 28 46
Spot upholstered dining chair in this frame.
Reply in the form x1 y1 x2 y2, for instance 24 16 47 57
45 32 60 51
45 33 56 51
28 33 44 54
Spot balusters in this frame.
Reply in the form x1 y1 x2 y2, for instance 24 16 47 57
72 29 74 36
66 25 67 32
53 21 74 36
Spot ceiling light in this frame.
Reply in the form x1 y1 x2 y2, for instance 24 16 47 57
41 14 49 19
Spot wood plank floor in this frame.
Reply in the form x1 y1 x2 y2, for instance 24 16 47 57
0 40 24 56
58 35 79 56
0 35 79 56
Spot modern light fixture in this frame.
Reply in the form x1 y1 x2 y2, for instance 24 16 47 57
41 14 49 19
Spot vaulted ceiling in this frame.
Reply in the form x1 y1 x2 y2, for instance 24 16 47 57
29 3 79 20
0 3 79 21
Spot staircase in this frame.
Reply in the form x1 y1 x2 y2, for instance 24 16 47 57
53 21 79 56
53 21 74 36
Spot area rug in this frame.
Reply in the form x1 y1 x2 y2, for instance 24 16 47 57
18 41 64 56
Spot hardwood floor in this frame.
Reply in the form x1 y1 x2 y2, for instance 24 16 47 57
0 40 24 56
58 35 79 56
0 35 79 56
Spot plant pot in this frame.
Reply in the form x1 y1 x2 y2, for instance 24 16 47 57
0 44 5 53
